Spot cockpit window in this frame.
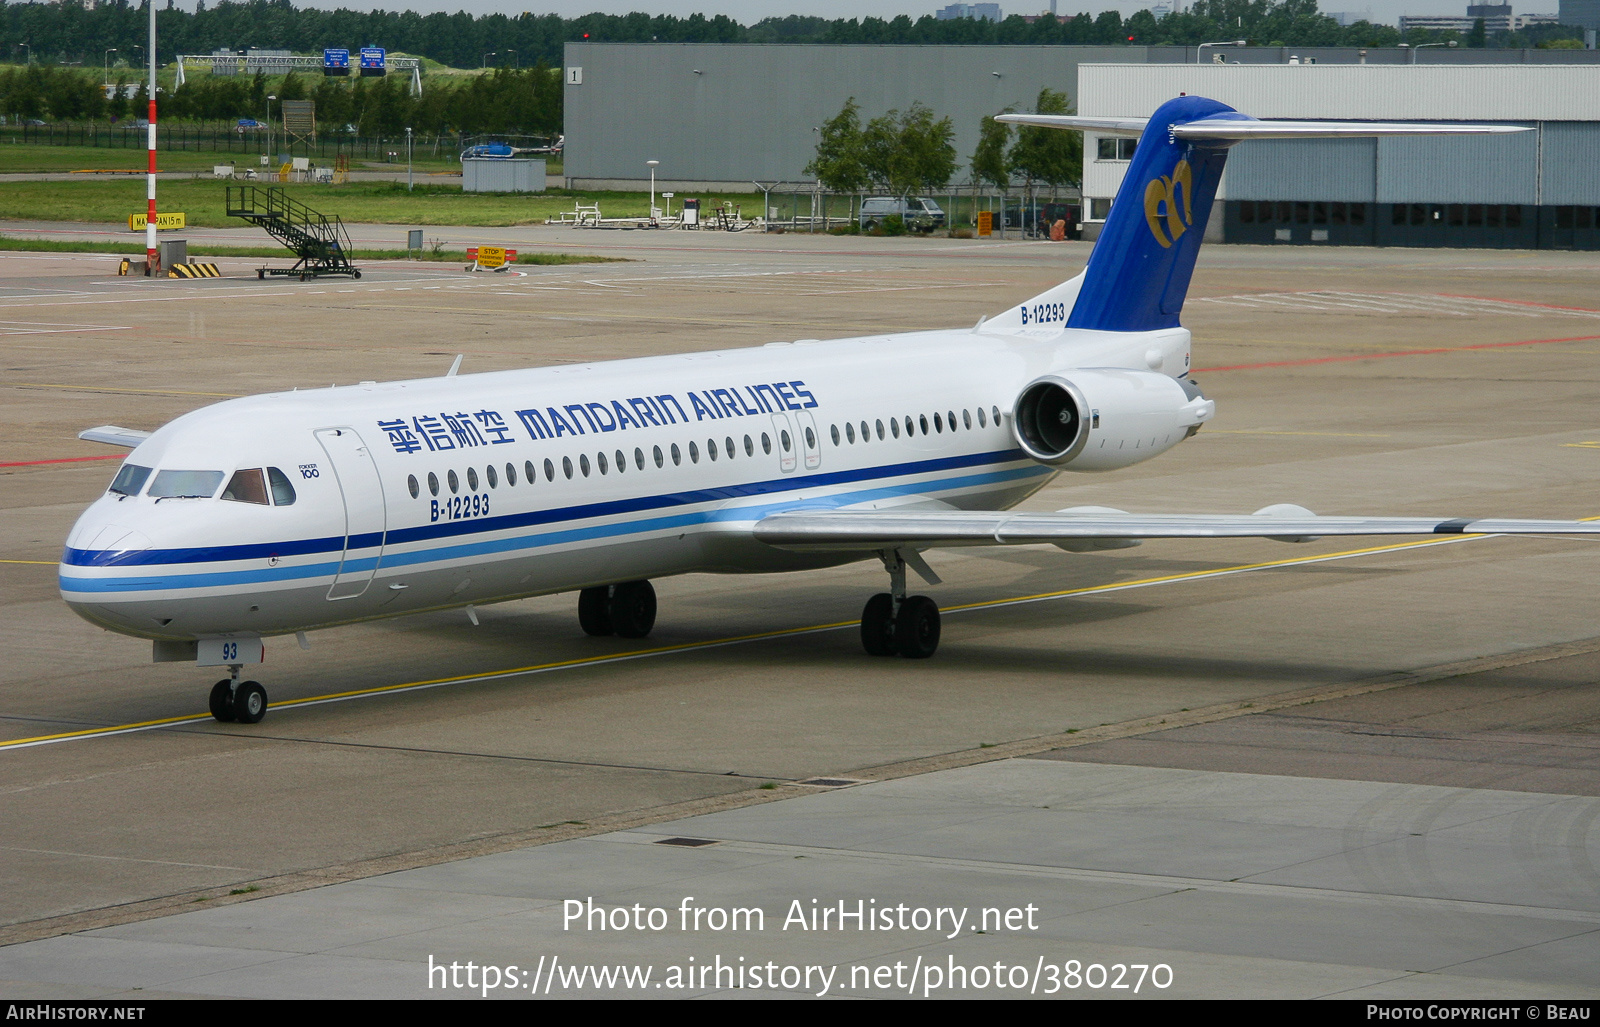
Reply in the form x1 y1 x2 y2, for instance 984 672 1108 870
109 463 152 497
221 468 269 506
147 469 225 499
267 467 297 506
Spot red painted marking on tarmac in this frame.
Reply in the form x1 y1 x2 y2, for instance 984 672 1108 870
0 454 122 468
1196 333 1600 373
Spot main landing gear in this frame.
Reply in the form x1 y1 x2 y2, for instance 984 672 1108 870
860 550 942 659
208 666 268 724
578 580 658 639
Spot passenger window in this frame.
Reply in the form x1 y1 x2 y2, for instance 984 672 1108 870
846 422 856 444
267 467 296 506
148 469 225 499
671 443 681 466
616 449 627 473
507 462 518 486
467 467 479 490
920 415 930 435
780 430 792 452
726 436 736 459
992 405 1001 424
597 451 608 475
707 439 718 461
805 426 816 449
448 469 459 494
744 435 754 457
544 458 555 482
948 410 957 431
636 447 646 470
407 474 419 499
221 468 270 505
933 413 943 433
977 407 987 428
876 419 885 440
689 441 700 463
860 420 869 442
562 456 574 479
761 433 771 455
580 454 591 477
654 445 665 468
428 472 440 496
486 464 498 488
525 460 536 485
963 409 972 430
830 424 840 446
108 463 152 497
890 418 900 439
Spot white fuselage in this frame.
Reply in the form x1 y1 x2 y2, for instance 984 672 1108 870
60 322 1196 643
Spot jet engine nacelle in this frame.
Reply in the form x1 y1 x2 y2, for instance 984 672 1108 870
1011 369 1214 472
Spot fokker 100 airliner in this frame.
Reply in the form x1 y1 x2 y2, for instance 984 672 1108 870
63 95 1600 724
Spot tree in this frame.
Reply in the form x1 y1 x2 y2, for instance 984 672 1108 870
860 102 955 197
971 108 1012 191
1008 87 1080 193
804 96 868 194
1467 17 1486 47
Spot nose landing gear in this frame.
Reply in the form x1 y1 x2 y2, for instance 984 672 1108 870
577 580 658 639
859 549 942 659
208 666 269 724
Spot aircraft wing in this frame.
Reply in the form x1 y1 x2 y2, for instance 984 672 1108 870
752 507 1600 552
994 113 1529 140
78 425 152 448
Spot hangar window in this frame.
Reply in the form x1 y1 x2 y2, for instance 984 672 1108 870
428 472 439 496
1467 205 1483 227
148 469 225 499
447 469 459 494
466 467 479 491
222 468 269 506
109 463 152 497
406 474 419 500
267 467 296 505
1096 138 1136 161
1447 204 1465 227
1349 204 1366 226
1506 205 1523 228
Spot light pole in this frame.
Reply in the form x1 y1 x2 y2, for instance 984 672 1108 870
646 160 659 224
506 49 516 68
406 126 413 192
1196 39 1247 63
266 94 277 164
482 52 496 68
1401 40 1457 63
19 43 31 65
103 48 117 86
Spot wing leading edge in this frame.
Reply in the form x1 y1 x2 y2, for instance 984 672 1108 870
753 507 1600 552
994 113 1530 141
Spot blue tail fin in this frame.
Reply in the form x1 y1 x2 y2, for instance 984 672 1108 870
1068 96 1243 334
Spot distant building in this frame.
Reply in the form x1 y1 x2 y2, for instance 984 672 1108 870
1560 0 1600 29
1326 10 1374 25
1150 3 1172 20
1399 3 1557 31
935 3 1003 21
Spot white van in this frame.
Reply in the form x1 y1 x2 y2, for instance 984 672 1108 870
859 196 947 233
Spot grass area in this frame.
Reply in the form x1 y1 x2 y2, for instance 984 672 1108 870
0 234 622 264
0 142 559 177
0 178 759 228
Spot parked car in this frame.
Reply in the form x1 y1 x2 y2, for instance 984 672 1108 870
234 118 265 133
859 196 946 233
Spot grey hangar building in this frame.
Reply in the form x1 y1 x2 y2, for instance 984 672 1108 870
561 43 1600 250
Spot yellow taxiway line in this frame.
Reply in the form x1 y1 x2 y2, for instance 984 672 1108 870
0 534 1498 753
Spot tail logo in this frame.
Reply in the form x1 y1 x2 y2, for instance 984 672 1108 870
1143 159 1194 249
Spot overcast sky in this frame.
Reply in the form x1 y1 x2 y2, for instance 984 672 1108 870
165 2 1525 27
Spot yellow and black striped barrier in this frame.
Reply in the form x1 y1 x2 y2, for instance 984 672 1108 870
168 262 222 279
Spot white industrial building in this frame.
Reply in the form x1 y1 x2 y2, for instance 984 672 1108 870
1079 64 1600 249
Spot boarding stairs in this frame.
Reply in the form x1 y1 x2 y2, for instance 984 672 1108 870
224 186 360 280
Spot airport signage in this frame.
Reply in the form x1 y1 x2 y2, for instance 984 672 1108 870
127 212 186 231
470 245 512 268
323 49 350 76
360 48 386 76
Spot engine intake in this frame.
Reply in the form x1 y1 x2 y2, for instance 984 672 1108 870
1013 377 1089 465
1011 369 1214 472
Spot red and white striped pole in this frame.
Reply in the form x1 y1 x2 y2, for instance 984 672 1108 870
145 0 158 275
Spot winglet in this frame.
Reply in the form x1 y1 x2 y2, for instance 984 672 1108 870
78 425 152 448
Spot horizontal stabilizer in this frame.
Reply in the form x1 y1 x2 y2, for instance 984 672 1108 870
994 113 1530 141
79 425 152 448
753 509 1600 551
